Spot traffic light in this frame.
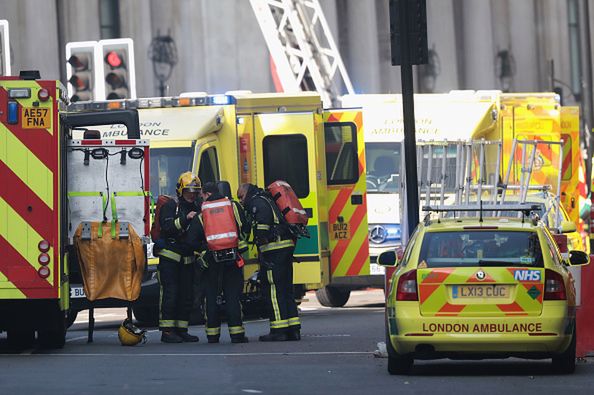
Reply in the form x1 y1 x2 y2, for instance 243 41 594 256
99 38 136 100
389 0 428 66
66 41 100 102
0 19 10 76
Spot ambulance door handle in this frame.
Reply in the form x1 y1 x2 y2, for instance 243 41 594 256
351 195 363 205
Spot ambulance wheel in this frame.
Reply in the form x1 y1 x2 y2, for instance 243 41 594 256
552 326 576 374
7 329 35 349
315 286 350 307
386 328 413 375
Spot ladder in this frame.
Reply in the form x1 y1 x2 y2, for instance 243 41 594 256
249 0 354 107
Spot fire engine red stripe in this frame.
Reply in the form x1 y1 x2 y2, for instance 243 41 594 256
0 88 57 171
0 161 53 241
330 202 367 273
345 238 370 276
0 235 55 298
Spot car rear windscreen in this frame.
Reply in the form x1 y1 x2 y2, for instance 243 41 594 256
418 231 543 268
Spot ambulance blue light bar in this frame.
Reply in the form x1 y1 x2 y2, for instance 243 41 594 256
208 95 236 105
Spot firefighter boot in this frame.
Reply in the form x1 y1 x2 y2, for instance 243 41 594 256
287 327 301 341
161 330 183 343
231 335 249 344
259 331 289 342
177 329 199 343
207 335 220 344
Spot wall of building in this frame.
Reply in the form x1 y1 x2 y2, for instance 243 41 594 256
0 0 587 107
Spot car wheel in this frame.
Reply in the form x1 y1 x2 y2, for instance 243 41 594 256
386 324 413 375
552 327 576 374
315 286 351 307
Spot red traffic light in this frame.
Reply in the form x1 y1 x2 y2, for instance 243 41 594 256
105 51 124 68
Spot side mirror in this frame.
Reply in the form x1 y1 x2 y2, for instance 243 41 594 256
560 220 577 234
378 250 398 267
568 250 589 266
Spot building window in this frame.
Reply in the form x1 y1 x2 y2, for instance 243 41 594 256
567 0 581 99
100 0 121 39
263 135 309 198
324 122 359 185
198 147 220 184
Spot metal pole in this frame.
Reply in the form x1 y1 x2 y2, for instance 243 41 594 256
425 144 433 207
581 0 594 199
440 143 447 206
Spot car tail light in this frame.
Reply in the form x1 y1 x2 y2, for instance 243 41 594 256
38 240 50 252
396 270 418 301
38 266 50 279
544 269 566 300
38 253 50 266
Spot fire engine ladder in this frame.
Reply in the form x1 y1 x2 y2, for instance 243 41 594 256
249 0 354 107
498 138 564 226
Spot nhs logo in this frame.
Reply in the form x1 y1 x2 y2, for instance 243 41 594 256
514 270 541 282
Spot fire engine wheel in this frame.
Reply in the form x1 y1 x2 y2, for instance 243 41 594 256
7 329 35 349
386 327 413 375
315 286 351 307
552 326 576 374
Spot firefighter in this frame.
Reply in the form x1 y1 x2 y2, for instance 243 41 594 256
237 183 301 342
157 172 202 343
198 182 249 344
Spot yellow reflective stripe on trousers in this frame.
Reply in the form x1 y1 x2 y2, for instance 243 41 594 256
159 320 176 328
270 319 289 329
206 327 221 336
158 249 182 262
267 271 282 322
229 326 245 335
257 224 270 230
176 320 189 329
259 239 295 253
288 317 301 327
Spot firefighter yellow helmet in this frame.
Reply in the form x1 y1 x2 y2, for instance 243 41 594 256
176 172 202 196
118 318 147 346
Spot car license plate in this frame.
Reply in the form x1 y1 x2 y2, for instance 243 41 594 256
452 285 509 299
370 263 385 275
70 286 87 299
22 107 51 129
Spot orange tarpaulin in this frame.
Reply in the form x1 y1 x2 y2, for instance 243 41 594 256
74 222 145 302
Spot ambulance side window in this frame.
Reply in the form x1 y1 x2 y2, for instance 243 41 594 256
324 122 358 185
263 134 309 198
199 147 220 184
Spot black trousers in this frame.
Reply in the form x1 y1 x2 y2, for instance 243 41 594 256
158 256 195 331
205 260 245 339
260 247 300 333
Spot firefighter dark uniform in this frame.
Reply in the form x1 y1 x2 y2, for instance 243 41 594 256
240 183 300 342
157 172 201 343
198 182 249 344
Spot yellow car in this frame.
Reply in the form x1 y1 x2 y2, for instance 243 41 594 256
380 206 589 375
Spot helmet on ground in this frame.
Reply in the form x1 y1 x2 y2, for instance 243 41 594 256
118 318 147 346
176 172 201 196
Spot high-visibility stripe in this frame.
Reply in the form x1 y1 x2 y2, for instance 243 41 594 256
229 326 245 335
267 271 282 322
202 200 232 209
270 319 289 329
0 198 53 286
159 320 176 328
256 224 270 230
288 317 301 327
206 327 221 336
158 249 182 262
174 217 182 230
345 235 370 276
260 239 295 253
0 122 54 209
176 320 189 329
206 232 238 241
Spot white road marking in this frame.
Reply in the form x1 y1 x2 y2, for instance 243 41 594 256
66 336 89 343
16 351 373 357
242 390 263 394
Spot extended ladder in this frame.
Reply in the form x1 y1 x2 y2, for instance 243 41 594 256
249 0 354 107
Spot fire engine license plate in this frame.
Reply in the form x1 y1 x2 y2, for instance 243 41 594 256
70 286 86 299
452 285 509 299
22 107 51 129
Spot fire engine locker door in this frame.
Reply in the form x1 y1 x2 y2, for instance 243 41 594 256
323 109 370 279
253 112 323 285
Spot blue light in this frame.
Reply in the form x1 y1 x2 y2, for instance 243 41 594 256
7 101 18 124
209 95 236 105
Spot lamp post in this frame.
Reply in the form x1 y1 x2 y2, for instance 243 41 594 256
148 30 178 97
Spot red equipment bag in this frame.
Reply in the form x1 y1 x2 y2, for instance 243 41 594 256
202 198 239 251
267 180 308 225
150 195 176 241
